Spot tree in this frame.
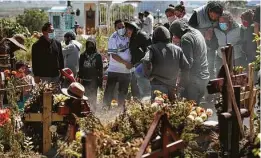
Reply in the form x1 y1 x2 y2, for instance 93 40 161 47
16 9 48 33
0 18 30 39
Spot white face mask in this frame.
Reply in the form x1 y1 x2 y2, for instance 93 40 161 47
117 28 126 36
48 32 55 39
168 16 176 24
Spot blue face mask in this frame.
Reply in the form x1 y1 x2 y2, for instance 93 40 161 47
219 23 228 31
48 32 55 39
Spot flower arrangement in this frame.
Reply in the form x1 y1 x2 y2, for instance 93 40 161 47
59 91 214 157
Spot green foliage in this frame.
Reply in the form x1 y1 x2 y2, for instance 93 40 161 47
0 18 30 39
110 4 135 23
15 37 38 63
16 9 48 34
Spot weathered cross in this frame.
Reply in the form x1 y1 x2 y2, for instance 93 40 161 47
207 44 258 158
135 112 184 158
24 92 64 154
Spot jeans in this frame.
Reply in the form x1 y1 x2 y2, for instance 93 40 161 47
181 77 209 105
39 76 60 83
103 72 130 106
134 68 151 100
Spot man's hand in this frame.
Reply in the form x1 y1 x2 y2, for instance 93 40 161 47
34 76 40 84
123 61 133 69
205 28 213 41
125 62 133 69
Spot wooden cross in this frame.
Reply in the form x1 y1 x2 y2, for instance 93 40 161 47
24 92 64 154
207 44 258 158
135 112 184 158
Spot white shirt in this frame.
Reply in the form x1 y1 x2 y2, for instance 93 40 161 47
107 32 131 74
143 14 154 35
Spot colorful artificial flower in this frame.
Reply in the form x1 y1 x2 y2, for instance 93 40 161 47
49 125 57 133
11 71 17 75
206 109 213 117
162 94 168 100
186 115 195 123
200 113 208 121
195 117 204 125
189 111 197 118
111 100 118 107
4 70 10 74
0 109 10 126
75 130 85 142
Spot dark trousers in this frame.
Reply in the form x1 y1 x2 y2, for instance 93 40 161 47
130 72 140 99
103 72 130 106
181 77 209 105
82 79 98 109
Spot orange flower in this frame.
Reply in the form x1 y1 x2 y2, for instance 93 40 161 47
11 71 17 75
6 77 10 80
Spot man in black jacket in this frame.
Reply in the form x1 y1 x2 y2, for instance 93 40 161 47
32 22 64 83
125 22 152 101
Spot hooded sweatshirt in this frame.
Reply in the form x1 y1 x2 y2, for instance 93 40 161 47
62 40 82 76
170 19 209 80
141 26 189 86
79 38 103 84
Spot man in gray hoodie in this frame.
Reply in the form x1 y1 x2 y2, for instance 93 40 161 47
141 26 190 101
62 32 82 76
170 19 210 104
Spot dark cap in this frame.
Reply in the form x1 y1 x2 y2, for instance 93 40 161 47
64 32 76 40
125 21 140 31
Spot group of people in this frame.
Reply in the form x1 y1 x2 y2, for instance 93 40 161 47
30 1 260 112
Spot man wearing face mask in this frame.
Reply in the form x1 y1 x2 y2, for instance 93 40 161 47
170 19 209 105
163 6 176 30
32 22 64 84
103 19 132 109
62 32 82 76
214 11 246 71
188 1 223 79
241 10 257 64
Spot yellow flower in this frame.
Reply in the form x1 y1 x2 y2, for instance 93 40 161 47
75 131 84 142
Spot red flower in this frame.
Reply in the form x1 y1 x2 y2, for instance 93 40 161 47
162 94 168 100
4 70 10 75
0 109 10 126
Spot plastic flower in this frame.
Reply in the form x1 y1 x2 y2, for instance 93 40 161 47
196 107 205 116
190 111 197 118
75 130 85 141
200 113 208 121
151 102 159 108
154 90 162 97
162 94 168 100
155 97 164 104
111 100 118 107
206 109 213 117
4 70 10 74
187 115 195 123
49 125 57 133
195 117 203 125
11 71 17 75
0 109 10 126
5 77 10 81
